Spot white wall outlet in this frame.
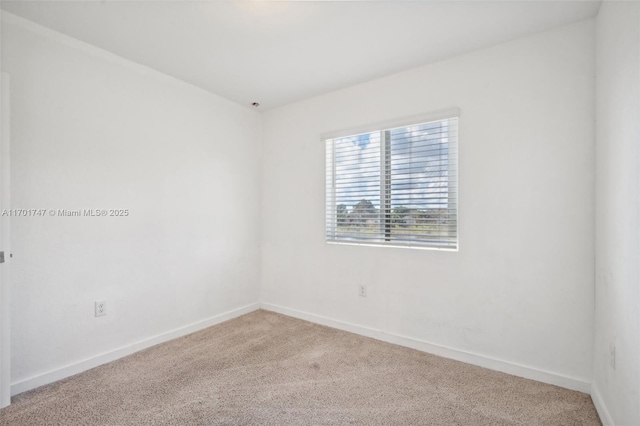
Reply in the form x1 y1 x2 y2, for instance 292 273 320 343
95 301 106 317
358 284 367 297
609 341 616 370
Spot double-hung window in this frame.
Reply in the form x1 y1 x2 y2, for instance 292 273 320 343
325 113 458 250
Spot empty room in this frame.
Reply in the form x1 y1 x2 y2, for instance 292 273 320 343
0 0 638 424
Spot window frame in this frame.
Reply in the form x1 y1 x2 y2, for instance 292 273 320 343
323 109 459 251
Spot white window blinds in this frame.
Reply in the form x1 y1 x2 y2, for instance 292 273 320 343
325 116 458 249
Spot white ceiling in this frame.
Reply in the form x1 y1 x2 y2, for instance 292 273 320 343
1 1 601 110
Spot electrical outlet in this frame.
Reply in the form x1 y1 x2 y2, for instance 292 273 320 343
95 301 106 317
358 284 367 297
610 341 616 370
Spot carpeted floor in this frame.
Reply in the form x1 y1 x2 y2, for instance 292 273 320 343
0 310 600 425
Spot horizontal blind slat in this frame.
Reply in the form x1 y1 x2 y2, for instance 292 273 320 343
335 148 457 164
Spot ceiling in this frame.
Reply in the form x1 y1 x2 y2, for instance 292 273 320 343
1 1 601 110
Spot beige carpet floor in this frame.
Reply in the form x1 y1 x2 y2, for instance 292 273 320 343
0 310 600 425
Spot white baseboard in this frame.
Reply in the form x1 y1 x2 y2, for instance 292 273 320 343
11 301 595 405
261 302 591 394
11 302 260 396
590 383 614 425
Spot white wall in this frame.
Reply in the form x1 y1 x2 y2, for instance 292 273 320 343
593 2 640 425
1 14 261 389
261 21 596 390
0 21 12 406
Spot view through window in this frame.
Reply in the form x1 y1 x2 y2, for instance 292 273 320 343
325 116 458 249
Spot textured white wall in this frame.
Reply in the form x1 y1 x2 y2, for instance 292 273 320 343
1 15 262 386
0 10 9 408
261 21 596 388
593 2 640 424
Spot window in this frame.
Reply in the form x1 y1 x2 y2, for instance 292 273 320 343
325 114 458 249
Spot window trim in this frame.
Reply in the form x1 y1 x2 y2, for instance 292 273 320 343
323 109 460 251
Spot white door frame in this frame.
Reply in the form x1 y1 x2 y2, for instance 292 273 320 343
1 71 11 408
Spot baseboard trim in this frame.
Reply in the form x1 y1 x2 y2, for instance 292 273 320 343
261 302 591 394
11 302 260 396
590 383 614 425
